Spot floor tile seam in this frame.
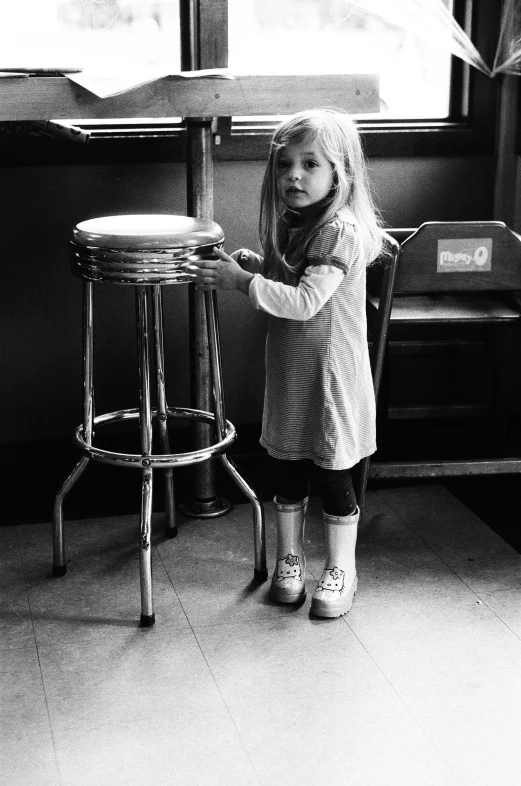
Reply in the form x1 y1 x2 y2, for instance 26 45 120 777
432 552 521 568
341 615 467 786
472 590 521 642
434 560 521 623
373 488 490 531
343 608 521 681
386 521 499 602
349 588 482 609
46 705 260 736
344 622 505 785
154 539 194 630
19 528 137 783
370 490 477 536
0 643 45 660
431 560 521 586
385 662 521 692
363 496 417 536
188 611 309 633
478 585 521 597
357 531 420 544
372 488 421 515
14 523 42 651
0 580 35 596
361 524 494 598
349 605 521 643
383 686 470 786
354 566 475 584
32 636 67 786
2 597 33 627
384 656 521 692
31 626 191 648
466 579 521 592
189 626 264 786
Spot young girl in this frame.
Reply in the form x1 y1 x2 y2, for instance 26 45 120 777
194 108 385 618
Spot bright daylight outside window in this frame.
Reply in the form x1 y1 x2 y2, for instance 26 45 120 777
0 1 182 131
0 1 181 76
1 0 459 133
228 0 455 120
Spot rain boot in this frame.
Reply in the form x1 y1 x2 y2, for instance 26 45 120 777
269 497 308 604
310 507 359 618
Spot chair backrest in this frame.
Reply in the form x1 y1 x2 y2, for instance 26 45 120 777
367 232 400 400
357 232 400 508
389 221 521 293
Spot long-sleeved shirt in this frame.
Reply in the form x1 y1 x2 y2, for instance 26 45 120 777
244 207 376 470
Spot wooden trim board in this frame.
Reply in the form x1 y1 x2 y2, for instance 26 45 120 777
0 73 379 121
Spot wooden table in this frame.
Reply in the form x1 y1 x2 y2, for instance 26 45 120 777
0 73 379 120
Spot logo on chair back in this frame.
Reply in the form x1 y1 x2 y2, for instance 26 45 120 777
437 238 492 272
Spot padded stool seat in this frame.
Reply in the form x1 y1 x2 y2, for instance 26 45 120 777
70 215 223 284
53 215 267 627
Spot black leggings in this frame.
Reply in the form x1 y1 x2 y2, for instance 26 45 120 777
273 458 357 517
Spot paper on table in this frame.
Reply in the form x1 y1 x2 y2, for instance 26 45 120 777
0 67 83 73
0 66 80 80
67 67 234 99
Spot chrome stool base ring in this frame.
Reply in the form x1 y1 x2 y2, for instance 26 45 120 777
74 407 237 468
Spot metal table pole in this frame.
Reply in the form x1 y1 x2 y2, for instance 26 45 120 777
179 117 231 517
178 0 230 517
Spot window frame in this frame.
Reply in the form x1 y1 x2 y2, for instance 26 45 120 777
0 0 500 166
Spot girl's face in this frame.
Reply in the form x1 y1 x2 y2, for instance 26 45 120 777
276 138 335 210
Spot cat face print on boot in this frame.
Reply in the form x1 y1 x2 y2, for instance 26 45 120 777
310 567 358 618
318 565 344 592
275 554 303 583
270 553 306 604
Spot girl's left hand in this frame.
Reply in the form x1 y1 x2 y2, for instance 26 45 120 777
192 246 253 294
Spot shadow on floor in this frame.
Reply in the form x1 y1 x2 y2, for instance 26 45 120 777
2 421 520 554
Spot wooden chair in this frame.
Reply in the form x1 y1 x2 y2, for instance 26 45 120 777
368 221 521 481
355 232 400 508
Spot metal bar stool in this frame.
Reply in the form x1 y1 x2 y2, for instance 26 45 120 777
52 214 267 627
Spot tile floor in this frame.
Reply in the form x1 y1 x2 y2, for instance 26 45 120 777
2 483 521 786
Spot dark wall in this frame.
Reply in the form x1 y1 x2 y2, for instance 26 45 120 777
0 154 496 444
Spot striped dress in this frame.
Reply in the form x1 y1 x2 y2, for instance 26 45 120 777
250 208 376 470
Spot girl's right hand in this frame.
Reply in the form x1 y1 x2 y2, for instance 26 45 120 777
231 248 252 267
192 247 254 295
231 248 263 274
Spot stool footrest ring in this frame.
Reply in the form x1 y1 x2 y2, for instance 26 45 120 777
74 406 236 468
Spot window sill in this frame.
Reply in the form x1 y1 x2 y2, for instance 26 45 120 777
215 121 495 160
0 118 495 167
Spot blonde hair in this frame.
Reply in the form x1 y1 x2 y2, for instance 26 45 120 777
259 109 384 274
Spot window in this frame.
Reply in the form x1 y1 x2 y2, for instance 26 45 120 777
0 1 181 74
0 0 500 164
228 0 453 120
223 0 499 160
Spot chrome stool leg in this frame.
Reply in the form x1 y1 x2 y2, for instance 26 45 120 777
136 287 155 626
220 455 267 580
152 287 177 538
205 291 267 581
52 281 95 576
52 456 90 576
139 468 154 625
